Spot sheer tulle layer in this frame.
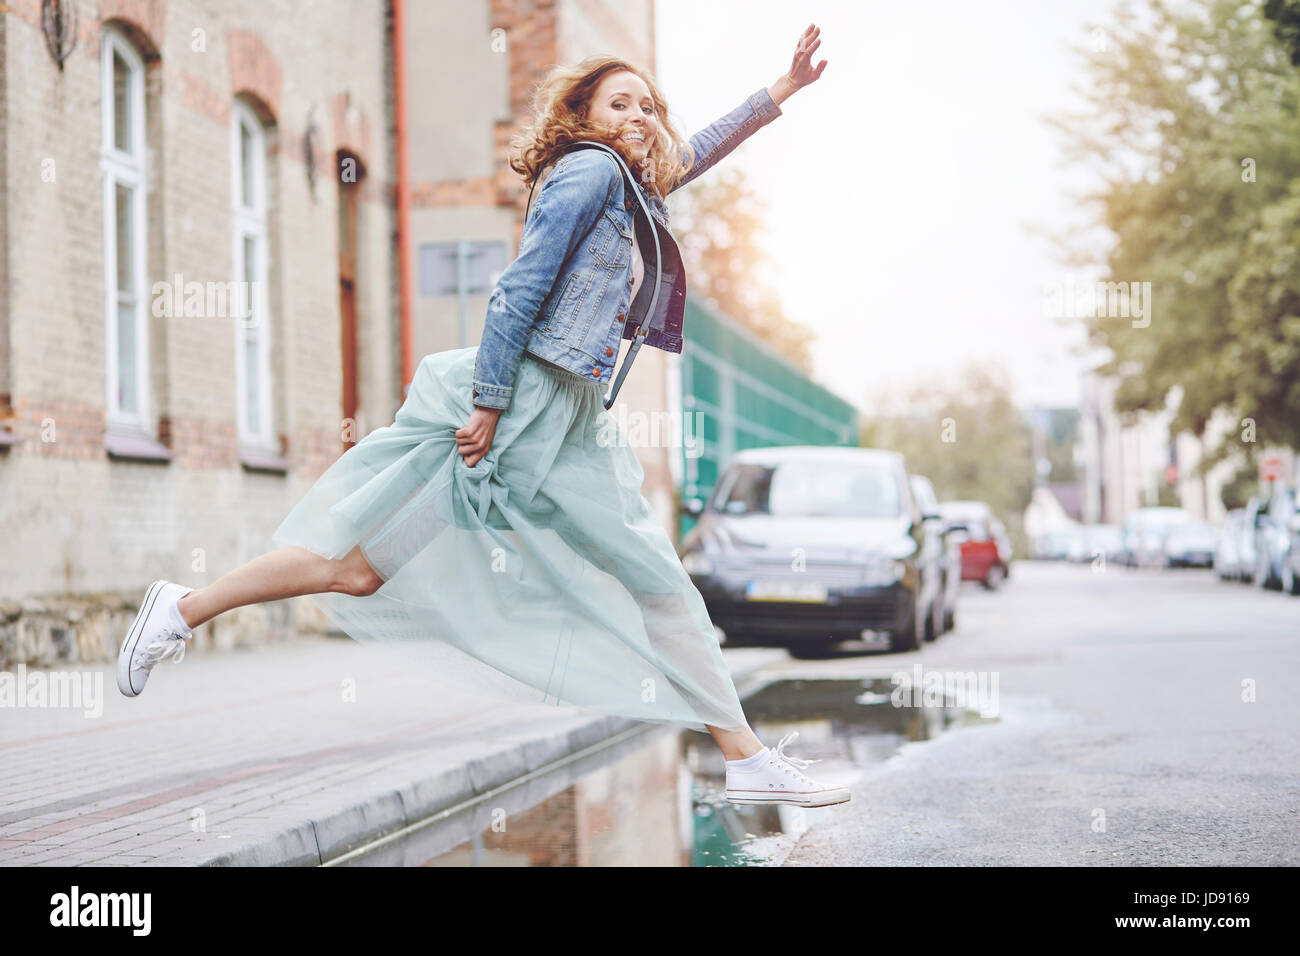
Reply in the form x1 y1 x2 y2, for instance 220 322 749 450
269 346 748 733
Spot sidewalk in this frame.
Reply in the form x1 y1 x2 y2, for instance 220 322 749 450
0 634 784 866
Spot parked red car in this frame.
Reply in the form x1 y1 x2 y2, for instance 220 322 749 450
938 501 1013 589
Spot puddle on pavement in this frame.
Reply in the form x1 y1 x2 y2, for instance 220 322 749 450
336 678 999 867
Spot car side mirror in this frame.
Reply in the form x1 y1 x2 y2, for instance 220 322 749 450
683 497 705 517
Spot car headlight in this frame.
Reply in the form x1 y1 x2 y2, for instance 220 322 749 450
862 557 906 586
681 551 713 576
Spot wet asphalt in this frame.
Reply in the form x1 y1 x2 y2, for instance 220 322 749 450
776 560 1300 866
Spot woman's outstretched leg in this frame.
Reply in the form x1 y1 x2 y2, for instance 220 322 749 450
177 545 385 629
119 544 385 698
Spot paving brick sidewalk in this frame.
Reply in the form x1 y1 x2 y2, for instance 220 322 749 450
0 635 784 866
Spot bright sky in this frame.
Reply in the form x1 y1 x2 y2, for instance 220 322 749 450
655 0 1126 414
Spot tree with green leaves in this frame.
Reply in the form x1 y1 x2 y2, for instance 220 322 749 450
1265 0 1300 64
1054 0 1300 467
863 363 1036 550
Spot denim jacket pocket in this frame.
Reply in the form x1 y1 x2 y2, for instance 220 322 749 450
588 207 632 269
536 271 582 339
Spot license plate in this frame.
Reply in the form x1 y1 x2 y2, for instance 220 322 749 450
744 579 828 603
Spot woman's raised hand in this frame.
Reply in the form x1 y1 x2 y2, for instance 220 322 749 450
785 23 827 90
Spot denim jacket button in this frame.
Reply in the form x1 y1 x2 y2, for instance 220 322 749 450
624 199 633 210
617 312 625 320
592 367 602 377
605 347 614 357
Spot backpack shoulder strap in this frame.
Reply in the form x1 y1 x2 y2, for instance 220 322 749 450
520 141 663 409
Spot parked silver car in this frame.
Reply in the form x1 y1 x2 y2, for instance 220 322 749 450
1214 510 1245 581
1162 522 1219 568
1253 487 1296 590
1068 524 1123 564
1119 507 1192 568
1236 496 1267 583
678 446 944 655
911 474 959 635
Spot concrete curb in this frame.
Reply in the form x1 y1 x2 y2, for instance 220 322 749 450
193 651 785 866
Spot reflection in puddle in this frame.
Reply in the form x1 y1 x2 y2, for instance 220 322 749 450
337 678 998 867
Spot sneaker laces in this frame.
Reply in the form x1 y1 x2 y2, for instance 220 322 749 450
772 731 823 785
136 630 188 667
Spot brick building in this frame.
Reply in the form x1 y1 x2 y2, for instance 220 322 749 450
0 0 674 667
401 0 674 525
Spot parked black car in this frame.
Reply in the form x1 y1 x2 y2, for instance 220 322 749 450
678 446 943 655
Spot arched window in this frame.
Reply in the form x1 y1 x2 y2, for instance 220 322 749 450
100 25 148 429
231 98 273 450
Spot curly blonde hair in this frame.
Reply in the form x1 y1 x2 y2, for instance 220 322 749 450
508 55 694 202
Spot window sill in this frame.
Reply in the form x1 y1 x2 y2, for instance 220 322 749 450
105 431 174 463
240 447 290 474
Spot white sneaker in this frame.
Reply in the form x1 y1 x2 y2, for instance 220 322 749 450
724 731 852 808
117 580 195 698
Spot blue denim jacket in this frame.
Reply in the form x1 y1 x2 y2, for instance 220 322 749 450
470 86 783 411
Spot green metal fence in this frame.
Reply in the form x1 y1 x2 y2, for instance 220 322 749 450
678 298 859 538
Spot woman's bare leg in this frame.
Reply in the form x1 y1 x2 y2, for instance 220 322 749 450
706 723 764 761
175 545 385 630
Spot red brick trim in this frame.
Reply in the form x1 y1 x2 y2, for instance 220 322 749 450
409 178 498 208
227 29 282 122
97 0 165 60
176 70 231 126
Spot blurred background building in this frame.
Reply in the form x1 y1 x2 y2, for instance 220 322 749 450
1 0 397 662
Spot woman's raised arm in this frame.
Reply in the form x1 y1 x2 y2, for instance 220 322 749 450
670 24 827 195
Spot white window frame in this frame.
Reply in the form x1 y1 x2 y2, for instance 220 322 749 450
231 99 274 451
100 26 149 433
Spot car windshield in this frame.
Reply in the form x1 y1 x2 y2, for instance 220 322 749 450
715 460 903 518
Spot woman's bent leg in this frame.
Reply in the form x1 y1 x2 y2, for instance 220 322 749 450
176 545 384 630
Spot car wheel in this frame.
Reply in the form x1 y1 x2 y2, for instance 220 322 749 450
889 590 925 653
943 602 955 633
924 594 939 642
983 564 1005 590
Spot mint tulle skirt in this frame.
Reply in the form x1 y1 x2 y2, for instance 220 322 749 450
269 346 748 733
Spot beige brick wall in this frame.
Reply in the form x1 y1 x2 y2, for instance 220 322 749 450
0 1 395 655
0 0 686 668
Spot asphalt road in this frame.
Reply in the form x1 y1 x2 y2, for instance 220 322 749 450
779 560 1300 866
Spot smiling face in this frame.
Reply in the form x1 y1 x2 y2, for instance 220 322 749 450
585 70 658 167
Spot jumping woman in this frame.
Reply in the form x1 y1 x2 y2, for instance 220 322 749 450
117 25 846 808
